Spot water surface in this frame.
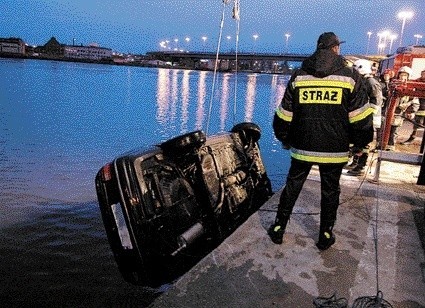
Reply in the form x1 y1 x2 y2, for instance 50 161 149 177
0 58 290 306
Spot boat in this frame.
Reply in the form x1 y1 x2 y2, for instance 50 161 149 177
95 122 272 286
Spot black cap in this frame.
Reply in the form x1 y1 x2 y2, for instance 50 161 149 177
317 32 345 49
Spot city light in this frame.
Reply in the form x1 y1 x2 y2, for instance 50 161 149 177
414 34 423 45
285 33 290 53
377 32 386 54
397 11 414 47
376 31 399 55
378 43 386 55
366 31 372 55
252 34 259 53
201 36 207 51
388 34 398 54
184 37 190 52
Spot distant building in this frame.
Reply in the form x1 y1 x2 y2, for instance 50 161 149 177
42 37 63 56
0 37 26 55
64 44 112 61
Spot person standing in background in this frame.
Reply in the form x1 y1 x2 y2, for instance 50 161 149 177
379 69 394 113
346 59 383 176
387 66 419 150
401 69 425 145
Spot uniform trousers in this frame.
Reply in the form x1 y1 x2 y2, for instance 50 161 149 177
276 158 345 225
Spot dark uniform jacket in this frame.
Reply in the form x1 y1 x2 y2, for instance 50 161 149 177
273 49 373 164
364 75 383 128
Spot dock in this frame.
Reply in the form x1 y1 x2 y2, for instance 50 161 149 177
150 130 425 307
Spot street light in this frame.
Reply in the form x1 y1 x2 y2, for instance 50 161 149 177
398 11 414 47
201 36 207 52
388 34 398 54
414 34 423 45
252 34 259 53
226 35 231 52
174 38 179 51
378 43 386 55
159 41 167 50
381 30 390 46
366 31 372 55
185 37 190 52
377 32 384 54
285 33 290 53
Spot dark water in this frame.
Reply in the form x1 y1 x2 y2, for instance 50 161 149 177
0 58 290 307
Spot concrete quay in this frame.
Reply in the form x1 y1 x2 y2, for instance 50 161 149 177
150 153 425 307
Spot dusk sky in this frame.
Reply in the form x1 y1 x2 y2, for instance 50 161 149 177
1 0 423 55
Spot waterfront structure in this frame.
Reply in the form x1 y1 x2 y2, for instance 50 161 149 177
39 37 63 56
0 37 25 55
146 51 310 73
0 35 384 74
29 37 112 61
63 44 112 61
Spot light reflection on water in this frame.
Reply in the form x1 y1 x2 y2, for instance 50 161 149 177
0 58 290 306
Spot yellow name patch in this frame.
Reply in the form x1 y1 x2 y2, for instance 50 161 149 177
300 88 342 104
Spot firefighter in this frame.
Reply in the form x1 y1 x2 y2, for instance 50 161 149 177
268 32 373 250
379 69 395 111
401 69 425 144
387 66 420 150
346 59 383 176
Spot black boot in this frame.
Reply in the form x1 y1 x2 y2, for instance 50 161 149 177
268 215 289 245
316 222 335 250
344 155 359 170
346 153 367 176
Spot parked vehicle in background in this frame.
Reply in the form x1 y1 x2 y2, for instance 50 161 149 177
378 45 425 79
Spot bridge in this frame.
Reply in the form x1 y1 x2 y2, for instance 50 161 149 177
145 51 381 73
146 51 311 73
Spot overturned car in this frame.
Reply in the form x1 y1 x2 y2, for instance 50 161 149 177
95 122 272 287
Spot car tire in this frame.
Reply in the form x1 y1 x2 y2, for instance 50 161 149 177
231 122 261 143
160 130 206 155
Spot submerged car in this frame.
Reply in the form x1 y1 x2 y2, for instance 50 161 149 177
95 122 272 287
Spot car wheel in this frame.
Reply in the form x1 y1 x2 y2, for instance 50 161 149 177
231 122 261 143
160 130 206 155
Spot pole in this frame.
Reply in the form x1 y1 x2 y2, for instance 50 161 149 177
418 118 425 185
418 155 425 185
366 32 372 55
399 17 406 47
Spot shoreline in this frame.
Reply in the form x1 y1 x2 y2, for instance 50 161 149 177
0 53 286 74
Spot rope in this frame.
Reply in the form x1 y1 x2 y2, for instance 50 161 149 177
351 291 393 308
314 151 393 307
313 291 393 308
313 293 348 308
262 152 394 306
205 0 240 135
204 1 394 305
205 0 228 135
232 0 240 126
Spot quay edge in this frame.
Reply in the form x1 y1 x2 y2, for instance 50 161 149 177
150 155 425 307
